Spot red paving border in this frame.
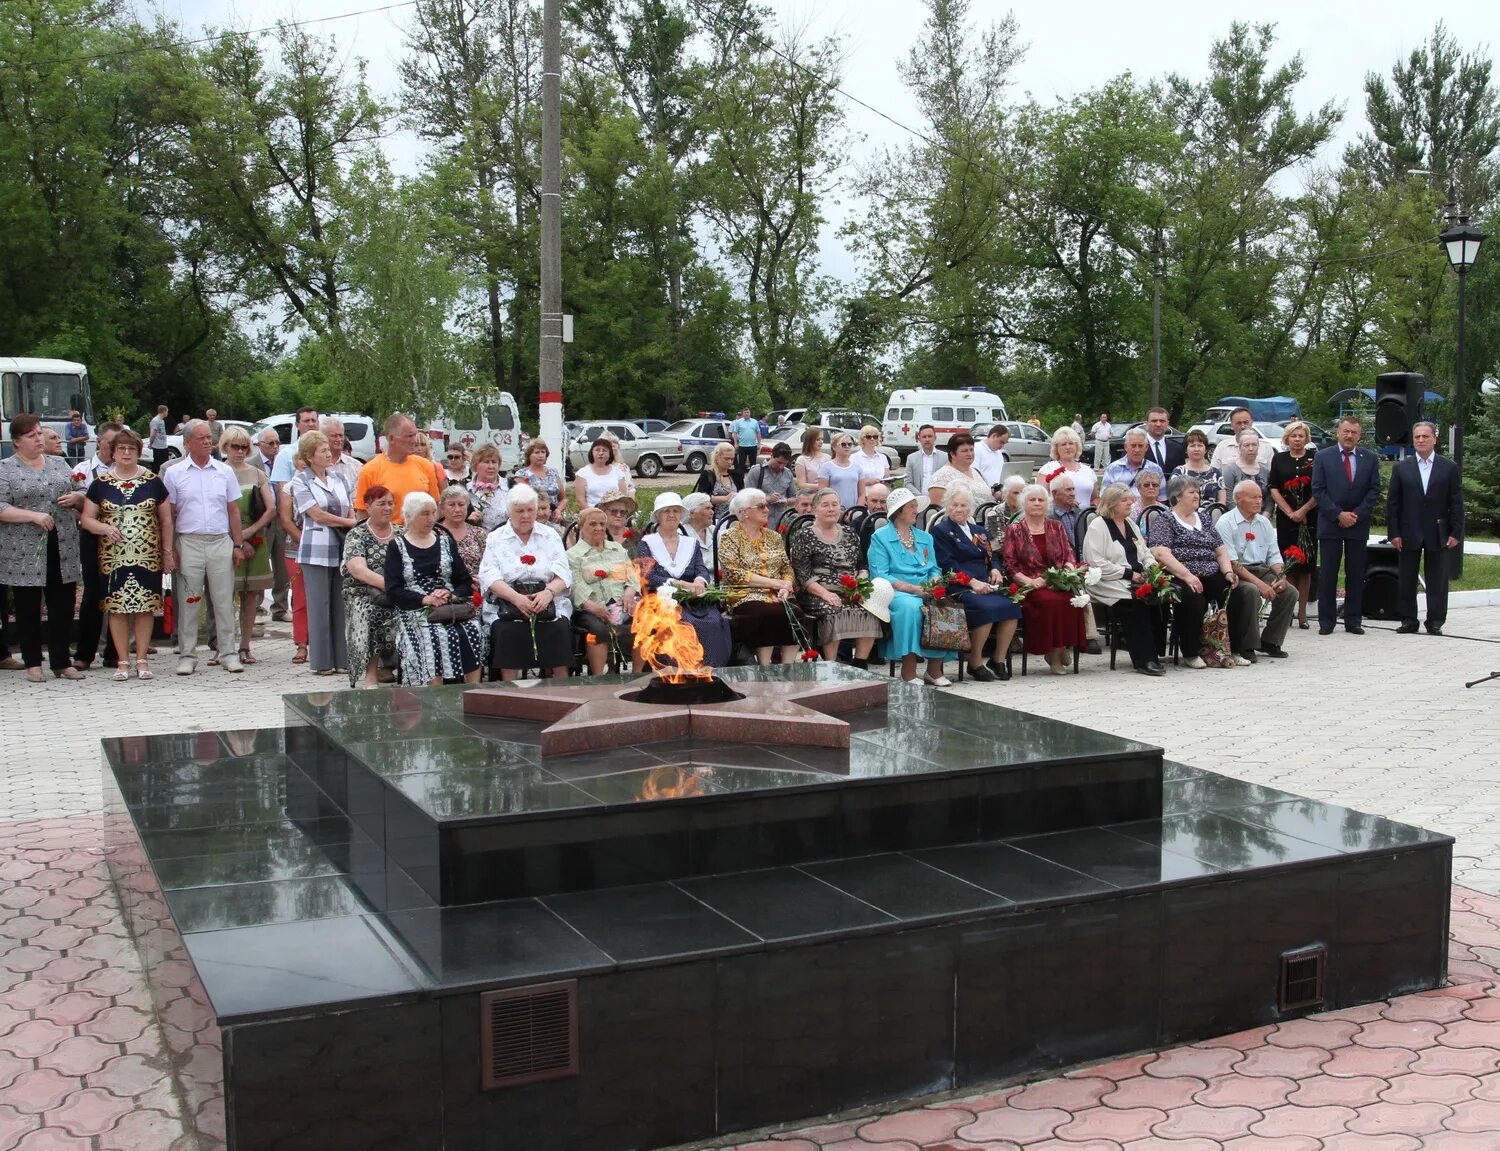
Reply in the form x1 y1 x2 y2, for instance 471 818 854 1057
4 813 1500 1150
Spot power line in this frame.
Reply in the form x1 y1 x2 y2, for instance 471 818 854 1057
13 0 420 70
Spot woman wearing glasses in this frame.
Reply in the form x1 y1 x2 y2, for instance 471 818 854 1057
221 427 277 667
442 444 470 485
853 425 890 495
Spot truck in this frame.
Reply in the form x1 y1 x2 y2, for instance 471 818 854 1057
1201 396 1302 426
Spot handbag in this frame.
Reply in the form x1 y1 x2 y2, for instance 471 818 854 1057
1199 598 1232 666
920 600 971 652
492 578 557 623
427 601 476 624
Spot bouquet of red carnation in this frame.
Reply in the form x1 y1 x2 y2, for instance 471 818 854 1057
1136 561 1179 604
1003 580 1031 605
835 571 874 605
1282 544 1308 575
918 572 953 599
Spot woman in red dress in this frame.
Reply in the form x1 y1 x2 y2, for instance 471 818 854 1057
1001 483 1089 674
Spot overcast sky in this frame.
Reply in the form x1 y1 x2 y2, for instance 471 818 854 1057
166 0 1498 280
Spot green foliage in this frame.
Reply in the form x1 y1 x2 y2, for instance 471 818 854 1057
1463 394 1500 534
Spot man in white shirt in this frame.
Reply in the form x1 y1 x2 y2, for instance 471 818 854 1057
323 417 364 491
270 407 320 486
1089 411 1113 468
1211 407 1274 470
903 424 947 505
163 421 246 675
973 424 1010 488
1217 479 1296 661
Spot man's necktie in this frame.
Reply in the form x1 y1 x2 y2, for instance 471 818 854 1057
1153 441 1164 467
1343 451 1353 484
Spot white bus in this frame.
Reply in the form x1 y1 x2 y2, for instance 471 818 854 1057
0 358 95 458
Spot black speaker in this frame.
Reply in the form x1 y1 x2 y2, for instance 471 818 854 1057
1374 372 1425 447
1364 541 1401 620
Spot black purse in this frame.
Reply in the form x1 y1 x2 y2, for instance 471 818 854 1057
493 578 557 622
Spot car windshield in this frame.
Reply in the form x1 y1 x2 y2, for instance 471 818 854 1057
663 420 698 435
1255 422 1283 438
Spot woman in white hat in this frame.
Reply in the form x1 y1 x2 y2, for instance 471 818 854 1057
637 491 732 667
788 488 881 666
865 487 952 686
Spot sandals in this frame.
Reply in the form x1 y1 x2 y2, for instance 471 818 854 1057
113 663 132 682
239 648 257 665
312 668 337 677
53 667 86 681
136 660 154 681
292 645 309 664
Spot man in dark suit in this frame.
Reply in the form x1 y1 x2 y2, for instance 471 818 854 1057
1387 420 1464 635
1311 415 1381 634
1144 408 1185 474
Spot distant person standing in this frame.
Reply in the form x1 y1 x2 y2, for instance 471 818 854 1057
149 405 172 471
64 411 90 463
731 408 761 474
1089 411 1113 469
205 409 224 453
1387 420 1463 636
1071 413 1086 441
1311 415 1380 636
354 413 442 525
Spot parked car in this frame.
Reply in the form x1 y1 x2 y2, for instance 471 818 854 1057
566 420 684 478
254 412 378 461
162 418 257 460
766 408 882 434
663 417 735 472
758 424 901 472
1189 420 1288 453
621 418 668 435
968 420 1052 478
1295 420 1335 450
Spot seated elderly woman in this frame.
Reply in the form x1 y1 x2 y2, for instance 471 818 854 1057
718 487 805 664
682 491 715 550
931 487 1019 681
866 487 951 686
384 491 486 685
638 492 732 667
1147 475 1240 668
789 488 882 665
598 489 638 546
479 484 575 680
985 474 1026 538
1082 483 1165 677
567 507 643 674
1001 483 1089 675
341 484 400 688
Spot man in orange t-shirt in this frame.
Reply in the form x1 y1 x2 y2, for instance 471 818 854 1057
355 414 442 524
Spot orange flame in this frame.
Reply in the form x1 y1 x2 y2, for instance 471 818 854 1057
638 765 707 801
631 588 712 682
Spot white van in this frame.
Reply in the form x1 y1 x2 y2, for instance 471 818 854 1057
254 412 379 461
881 388 1009 457
427 391 525 470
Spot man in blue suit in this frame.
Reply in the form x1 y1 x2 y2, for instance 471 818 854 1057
1386 420 1464 635
1310 415 1381 635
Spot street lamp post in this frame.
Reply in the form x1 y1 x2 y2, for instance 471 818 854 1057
1439 209 1486 471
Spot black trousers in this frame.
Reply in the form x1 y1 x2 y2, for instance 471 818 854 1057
735 445 759 473
0 584 11 658
1103 597 1158 670
1398 545 1450 629
1172 571 1230 656
1318 536 1367 629
73 530 110 666
151 448 172 472
12 531 76 671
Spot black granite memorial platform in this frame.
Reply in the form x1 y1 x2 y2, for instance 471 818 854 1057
102 664 1452 1151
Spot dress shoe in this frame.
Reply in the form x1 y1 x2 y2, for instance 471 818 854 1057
1230 654 1252 667
1085 639 1102 656
1257 644 1288 659
987 659 1012 681
922 674 953 688
1345 625 1365 635
175 656 196 676
221 655 244 674
272 610 292 623
1396 622 1419 634
1318 627 1334 636
1182 655 1207 669
1426 625 1443 636
1135 663 1165 677
966 664 996 682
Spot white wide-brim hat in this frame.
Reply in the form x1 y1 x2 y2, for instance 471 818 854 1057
885 487 919 520
863 577 896 623
653 491 685 513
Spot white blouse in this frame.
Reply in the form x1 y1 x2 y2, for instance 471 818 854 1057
579 464 634 507
643 531 701 579
477 522 574 625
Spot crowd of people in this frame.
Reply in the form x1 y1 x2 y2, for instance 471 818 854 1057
0 401 1463 688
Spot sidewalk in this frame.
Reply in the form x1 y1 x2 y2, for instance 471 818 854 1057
3 610 1500 1148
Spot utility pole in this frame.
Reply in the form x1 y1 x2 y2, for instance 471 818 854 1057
538 0 564 464
1150 230 1163 412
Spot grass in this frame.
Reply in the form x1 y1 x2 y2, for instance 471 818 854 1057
1453 554 1500 593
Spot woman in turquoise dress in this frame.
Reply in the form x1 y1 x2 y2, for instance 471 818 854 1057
865 488 952 686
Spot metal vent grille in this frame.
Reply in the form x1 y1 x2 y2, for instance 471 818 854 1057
480 979 579 1090
1279 945 1326 1011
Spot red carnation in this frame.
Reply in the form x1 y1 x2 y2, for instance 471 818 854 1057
838 573 858 588
1135 584 1151 599
472 588 483 606
931 586 946 599
1007 583 1020 596
1244 532 1255 541
185 596 202 604
800 649 819 661
519 554 537 565
594 569 607 579
954 571 972 585
851 594 862 604
622 529 633 539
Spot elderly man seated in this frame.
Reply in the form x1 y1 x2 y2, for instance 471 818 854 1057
1216 479 1297 661
1102 428 1166 496
862 482 890 514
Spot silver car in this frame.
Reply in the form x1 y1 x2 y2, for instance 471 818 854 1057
566 421 685 478
969 420 1052 478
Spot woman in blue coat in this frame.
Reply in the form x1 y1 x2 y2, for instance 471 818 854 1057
866 488 952 686
930 487 1020 682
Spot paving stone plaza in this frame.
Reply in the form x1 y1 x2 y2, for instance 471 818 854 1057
3 607 1500 1149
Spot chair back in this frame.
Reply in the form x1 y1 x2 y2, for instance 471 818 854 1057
783 512 815 551
841 505 868 528
1139 504 1166 540
918 504 944 531
857 511 888 566
1206 503 1226 529
561 518 580 549
1074 506 1097 559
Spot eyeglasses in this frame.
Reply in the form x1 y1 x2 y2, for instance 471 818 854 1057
446 454 463 460
228 444 249 451
862 434 878 440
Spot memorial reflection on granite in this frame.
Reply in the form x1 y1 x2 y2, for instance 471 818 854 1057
101 666 1453 1151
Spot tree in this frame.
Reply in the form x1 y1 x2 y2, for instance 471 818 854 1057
696 23 845 408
